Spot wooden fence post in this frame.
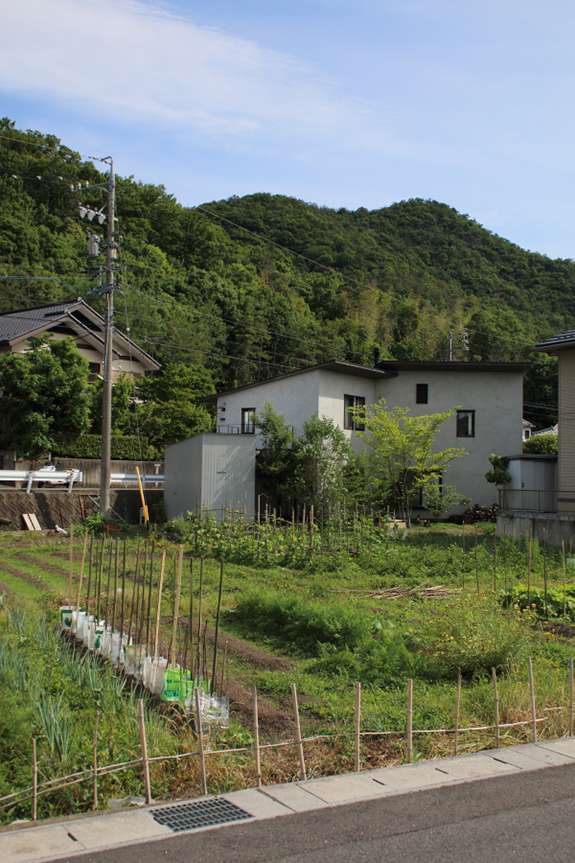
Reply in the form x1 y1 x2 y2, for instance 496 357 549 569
454 669 461 756
195 688 208 796
407 679 413 763
569 657 574 737
32 738 37 821
93 711 100 811
492 668 500 749
138 699 152 805
291 683 307 780
528 657 537 743
252 685 262 788
354 682 362 772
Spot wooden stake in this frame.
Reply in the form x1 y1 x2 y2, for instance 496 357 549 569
454 668 462 756
188 558 195 679
195 687 208 796
563 541 567 624
528 657 537 743
32 738 37 821
138 699 152 805
119 540 126 658
543 527 547 618
493 526 497 595
527 523 532 610
211 559 224 693
146 543 155 652
197 557 203 677
68 524 74 605
569 657 574 737
492 667 500 749
252 685 262 788
310 504 314 554
93 711 100 811
86 532 94 617
75 532 88 630
354 681 362 772
474 525 479 593
153 550 167 661
407 679 413 763
111 536 119 632
169 546 184 667
291 683 307 780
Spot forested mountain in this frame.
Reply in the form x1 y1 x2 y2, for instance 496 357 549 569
0 119 563 427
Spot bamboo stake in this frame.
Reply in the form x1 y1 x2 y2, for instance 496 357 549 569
407 679 413 763
354 681 362 772
146 543 155 652
493 526 497 595
252 685 262 788
32 738 37 821
195 687 208 796
310 504 314 554
543 527 547 618
569 657 574 737
68 524 74 606
104 540 113 623
527 523 532 610
96 536 105 622
119 540 126 658
111 536 119 632
169 546 184 667
196 558 203 676
138 699 152 805
461 531 465 592
492 668 500 749
474 525 479 593
93 711 100 811
188 558 195 680
528 657 537 742
86 531 94 617
75 532 88 630
291 683 307 780
563 541 567 624
454 668 461 756
153 550 167 661
211 559 224 693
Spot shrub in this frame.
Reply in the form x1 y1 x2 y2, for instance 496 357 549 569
523 434 558 454
501 583 575 621
230 590 371 655
52 433 160 460
419 593 534 679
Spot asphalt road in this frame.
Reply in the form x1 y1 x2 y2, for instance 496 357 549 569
51 762 575 863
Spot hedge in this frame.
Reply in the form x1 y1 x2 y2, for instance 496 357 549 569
52 434 161 461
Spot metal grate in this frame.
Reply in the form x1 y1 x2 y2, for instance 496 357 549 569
151 798 253 832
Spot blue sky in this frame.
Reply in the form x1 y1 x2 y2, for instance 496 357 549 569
2 0 575 258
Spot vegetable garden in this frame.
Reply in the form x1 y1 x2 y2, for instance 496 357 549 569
0 515 574 825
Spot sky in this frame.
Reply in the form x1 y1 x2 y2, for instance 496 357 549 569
1 0 575 258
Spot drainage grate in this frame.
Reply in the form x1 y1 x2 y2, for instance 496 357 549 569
151 798 253 832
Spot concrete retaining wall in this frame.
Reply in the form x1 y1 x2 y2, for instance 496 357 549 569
0 489 164 531
497 512 575 547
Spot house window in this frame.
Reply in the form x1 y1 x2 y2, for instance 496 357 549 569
457 410 475 437
344 395 366 431
241 408 256 434
89 362 101 374
416 384 428 404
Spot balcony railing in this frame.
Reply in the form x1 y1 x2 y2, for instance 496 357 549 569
499 488 557 513
216 425 254 435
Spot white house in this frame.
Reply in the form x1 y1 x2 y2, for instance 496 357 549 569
200 358 529 512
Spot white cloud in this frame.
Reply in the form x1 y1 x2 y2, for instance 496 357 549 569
0 0 410 153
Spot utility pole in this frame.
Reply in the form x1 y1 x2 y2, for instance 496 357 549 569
448 331 453 362
100 159 116 515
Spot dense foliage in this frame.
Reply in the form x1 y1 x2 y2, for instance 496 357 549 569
0 119 566 434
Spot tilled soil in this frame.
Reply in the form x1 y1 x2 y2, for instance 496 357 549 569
12 551 69 577
226 680 295 734
1 565 48 590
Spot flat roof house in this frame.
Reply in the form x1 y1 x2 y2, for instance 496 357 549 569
200 357 529 513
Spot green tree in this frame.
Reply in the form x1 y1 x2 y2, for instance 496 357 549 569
255 401 297 498
0 337 90 458
292 414 352 518
353 400 468 526
523 433 558 454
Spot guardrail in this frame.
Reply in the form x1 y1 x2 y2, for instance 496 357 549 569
109 473 164 486
0 468 83 493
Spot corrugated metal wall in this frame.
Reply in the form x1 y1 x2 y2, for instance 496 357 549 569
164 434 255 521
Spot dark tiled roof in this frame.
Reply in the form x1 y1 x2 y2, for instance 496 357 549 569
534 330 575 352
0 301 82 343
